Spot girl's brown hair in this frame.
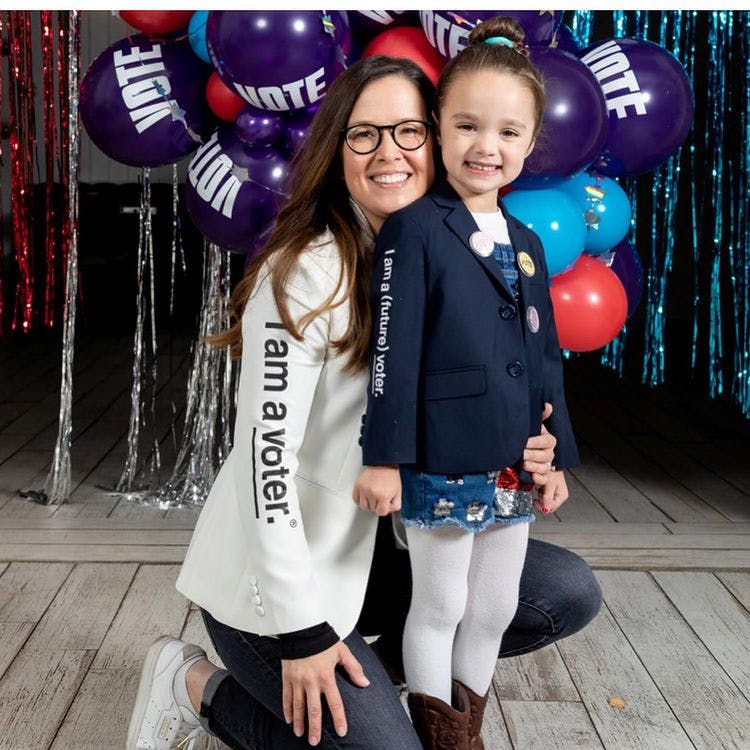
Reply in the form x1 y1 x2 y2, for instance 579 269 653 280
208 56 435 373
436 16 546 141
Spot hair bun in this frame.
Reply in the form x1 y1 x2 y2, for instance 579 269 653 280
467 16 526 51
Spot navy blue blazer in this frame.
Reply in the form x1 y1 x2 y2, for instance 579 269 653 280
361 180 579 477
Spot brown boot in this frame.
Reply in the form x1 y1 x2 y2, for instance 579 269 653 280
407 681 470 750
454 681 489 750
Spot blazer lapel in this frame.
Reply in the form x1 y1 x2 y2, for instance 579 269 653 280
431 181 516 302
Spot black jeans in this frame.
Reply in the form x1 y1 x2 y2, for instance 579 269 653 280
200 610 422 749
200 518 602 748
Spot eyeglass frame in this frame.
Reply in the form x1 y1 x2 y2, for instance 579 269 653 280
340 119 432 155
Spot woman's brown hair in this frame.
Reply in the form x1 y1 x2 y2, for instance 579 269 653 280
209 56 435 373
436 16 546 141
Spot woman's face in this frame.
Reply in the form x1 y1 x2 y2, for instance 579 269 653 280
342 75 435 234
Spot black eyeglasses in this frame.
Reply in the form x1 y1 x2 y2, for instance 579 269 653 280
341 120 431 155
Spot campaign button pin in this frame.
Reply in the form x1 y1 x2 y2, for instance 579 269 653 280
517 251 535 277
469 231 494 258
527 305 540 333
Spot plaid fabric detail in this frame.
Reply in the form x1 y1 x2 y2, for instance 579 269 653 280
493 242 518 298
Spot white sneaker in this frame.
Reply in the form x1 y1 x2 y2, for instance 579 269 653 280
126 636 209 750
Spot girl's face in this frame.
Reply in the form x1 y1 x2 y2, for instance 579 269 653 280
342 75 435 234
437 69 537 213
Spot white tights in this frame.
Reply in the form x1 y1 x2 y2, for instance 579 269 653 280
402 522 529 703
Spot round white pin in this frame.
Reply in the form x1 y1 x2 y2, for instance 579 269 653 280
469 231 494 258
527 305 540 333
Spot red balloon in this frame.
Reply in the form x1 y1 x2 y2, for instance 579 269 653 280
362 26 445 85
119 11 194 35
550 255 628 352
206 72 246 122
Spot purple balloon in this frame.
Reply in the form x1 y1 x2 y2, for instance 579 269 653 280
419 10 564 59
350 11 420 37
608 239 643 316
185 125 290 252
206 11 350 112
283 106 318 156
235 106 284 148
578 37 694 176
551 24 581 54
80 35 213 167
523 47 608 180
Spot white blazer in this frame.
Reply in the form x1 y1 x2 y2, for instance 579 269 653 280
176 231 377 639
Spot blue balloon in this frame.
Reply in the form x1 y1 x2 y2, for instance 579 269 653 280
559 172 632 254
188 11 210 64
503 189 586 277
510 173 567 191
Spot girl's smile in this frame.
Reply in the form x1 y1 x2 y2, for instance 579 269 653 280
437 69 537 212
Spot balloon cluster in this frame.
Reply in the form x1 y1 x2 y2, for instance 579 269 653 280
80 11 693 348
80 10 349 252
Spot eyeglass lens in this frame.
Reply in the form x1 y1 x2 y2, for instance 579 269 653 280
346 121 428 153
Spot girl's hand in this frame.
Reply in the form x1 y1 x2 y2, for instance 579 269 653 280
534 469 569 515
282 641 370 746
352 466 401 516
523 402 557 485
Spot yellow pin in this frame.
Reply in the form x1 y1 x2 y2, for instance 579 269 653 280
517 251 536 278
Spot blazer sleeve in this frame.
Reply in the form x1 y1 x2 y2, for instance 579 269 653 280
229 249 342 635
361 212 426 466
531 230 580 469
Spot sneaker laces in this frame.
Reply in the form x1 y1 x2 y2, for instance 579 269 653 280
175 725 205 750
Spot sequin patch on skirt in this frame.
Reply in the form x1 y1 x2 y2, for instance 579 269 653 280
399 467 535 532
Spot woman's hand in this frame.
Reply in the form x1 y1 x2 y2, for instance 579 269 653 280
534 469 569 515
352 465 402 516
522 402 557 485
282 641 370 746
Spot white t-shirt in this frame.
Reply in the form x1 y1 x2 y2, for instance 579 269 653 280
470 209 511 245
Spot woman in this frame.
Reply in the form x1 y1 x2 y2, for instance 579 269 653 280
127 56 601 750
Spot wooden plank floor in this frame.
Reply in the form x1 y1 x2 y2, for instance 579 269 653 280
1 332 749 749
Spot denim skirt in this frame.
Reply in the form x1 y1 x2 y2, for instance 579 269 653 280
400 466 535 533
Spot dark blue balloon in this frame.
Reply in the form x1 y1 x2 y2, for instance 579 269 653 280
579 37 694 176
350 10 419 38
234 106 284 148
80 35 213 167
609 238 643 316
283 105 319 156
185 125 290 252
523 47 608 180
551 24 581 54
420 10 563 59
206 11 350 112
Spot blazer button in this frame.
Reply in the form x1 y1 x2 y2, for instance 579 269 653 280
498 304 517 320
506 360 524 378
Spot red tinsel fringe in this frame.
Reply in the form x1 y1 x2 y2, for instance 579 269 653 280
7 11 36 333
0 17 4 334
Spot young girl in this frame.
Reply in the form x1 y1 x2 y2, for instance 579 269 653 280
355 16 579 750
